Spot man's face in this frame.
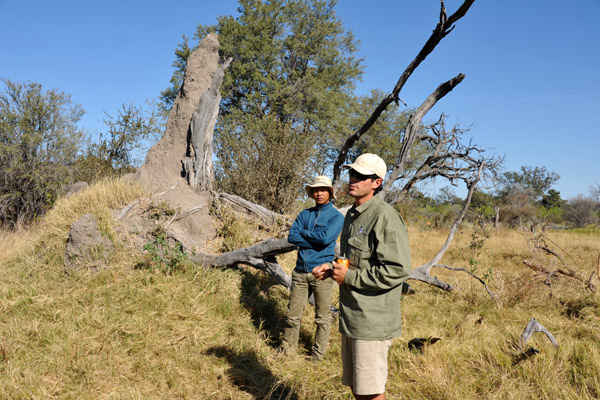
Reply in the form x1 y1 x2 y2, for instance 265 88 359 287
312 187 331 205
348 169 382 200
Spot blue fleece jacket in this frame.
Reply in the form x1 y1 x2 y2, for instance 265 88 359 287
288 201 344 272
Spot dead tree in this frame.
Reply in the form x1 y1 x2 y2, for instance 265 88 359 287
392 160 496 302
330 0 501 293
326 0 503 293
332 0 476 184
184 57 232 192
382 115 501 206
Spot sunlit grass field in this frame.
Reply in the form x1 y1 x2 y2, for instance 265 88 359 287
1 179 599 399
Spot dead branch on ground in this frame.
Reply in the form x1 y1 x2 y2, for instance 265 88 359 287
218 192 292 227
190 238 295 289
523 232 593 291
520 318 558 348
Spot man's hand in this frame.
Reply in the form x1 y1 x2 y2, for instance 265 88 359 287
312 263 332 280
331 260 347 285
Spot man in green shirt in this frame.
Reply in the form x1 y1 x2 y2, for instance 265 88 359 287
313 153 411 400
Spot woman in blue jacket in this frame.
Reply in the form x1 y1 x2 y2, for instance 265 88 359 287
282 175 344 361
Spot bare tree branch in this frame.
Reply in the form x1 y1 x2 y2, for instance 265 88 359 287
411 161 484 275
117 199 140 220
408 268 455 291
522 232 593 291
204 238 295 268
409 263 497 303
165 205 205 228
379 75 465 201
384 115 502 204
332 0 476 184
403 162 500 300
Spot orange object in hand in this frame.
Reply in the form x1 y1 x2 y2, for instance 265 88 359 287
336 257 349 268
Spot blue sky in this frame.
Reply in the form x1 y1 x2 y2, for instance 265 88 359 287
1 0 599 200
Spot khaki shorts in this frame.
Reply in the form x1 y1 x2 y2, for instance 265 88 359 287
341 333 393 395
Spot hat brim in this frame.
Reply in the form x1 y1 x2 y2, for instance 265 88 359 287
342 163 381 178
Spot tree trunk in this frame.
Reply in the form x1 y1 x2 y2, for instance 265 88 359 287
184 57 232 192
494 205 500 229
380 74 465 202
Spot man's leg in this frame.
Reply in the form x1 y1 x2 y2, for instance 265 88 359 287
341 333 393 399
282 270 309 352
309 275 334 360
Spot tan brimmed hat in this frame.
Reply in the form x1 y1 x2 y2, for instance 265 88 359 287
305 175 335 199
342 153 386 179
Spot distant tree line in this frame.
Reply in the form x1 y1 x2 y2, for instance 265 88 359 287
396 166 600 230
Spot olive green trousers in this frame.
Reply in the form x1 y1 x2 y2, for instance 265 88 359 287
282 270 334 359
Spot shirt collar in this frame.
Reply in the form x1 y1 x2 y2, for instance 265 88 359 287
352 195 380 214
315 201 332 211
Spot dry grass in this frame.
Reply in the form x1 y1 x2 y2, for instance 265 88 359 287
1 183 600 399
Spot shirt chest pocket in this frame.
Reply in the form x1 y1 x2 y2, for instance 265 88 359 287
347 234 370 269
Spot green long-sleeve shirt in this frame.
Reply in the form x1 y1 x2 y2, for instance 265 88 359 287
339 195 411 340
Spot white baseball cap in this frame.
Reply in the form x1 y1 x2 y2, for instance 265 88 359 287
342 153 386 179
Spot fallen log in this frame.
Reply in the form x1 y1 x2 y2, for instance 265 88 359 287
190 238 296 290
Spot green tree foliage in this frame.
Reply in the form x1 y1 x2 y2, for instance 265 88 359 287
344 89 417 176
163 0 363 212
496 165 561 228
395 189 438 227
469 190 494 210
0 79 84 227
217 115 315 213
468 189 496 222
75 103 161 183
499 165 560 201
541 189 566 210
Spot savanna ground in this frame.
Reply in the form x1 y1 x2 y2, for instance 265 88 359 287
1 180 599 399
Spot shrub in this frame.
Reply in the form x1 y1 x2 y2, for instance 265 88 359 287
0 79 84 228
